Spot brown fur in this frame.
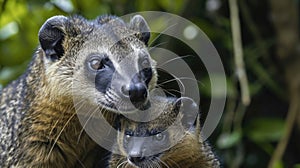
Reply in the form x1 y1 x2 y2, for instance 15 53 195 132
14 50 102 167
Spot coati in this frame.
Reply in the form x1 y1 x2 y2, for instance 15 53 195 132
109 97 220 168
0 14 157 167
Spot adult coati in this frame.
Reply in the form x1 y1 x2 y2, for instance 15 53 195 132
0 14 157 167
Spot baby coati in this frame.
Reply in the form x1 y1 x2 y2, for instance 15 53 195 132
0 14 157 167
109 97 220 168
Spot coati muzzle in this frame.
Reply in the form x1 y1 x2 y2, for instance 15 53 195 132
120 68 152 110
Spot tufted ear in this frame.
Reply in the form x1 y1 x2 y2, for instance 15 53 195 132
174 97 199 129
38 16 68 62
129 15 150 46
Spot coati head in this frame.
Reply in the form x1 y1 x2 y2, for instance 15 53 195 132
38 15 157 113
111 96 198 168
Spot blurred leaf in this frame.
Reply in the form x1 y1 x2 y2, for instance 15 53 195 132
51 0 74 13
246 118 284 142
0 62 28 86
0 22 18 40
249 81 263 96
274 160 284 168
135 1 158 12
157 0 187 14
217 131 242 149
294 164 300 168
192 17 232 50
244 45 285 98
199 74 234 98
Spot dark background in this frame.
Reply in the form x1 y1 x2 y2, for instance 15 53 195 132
1 0 300 167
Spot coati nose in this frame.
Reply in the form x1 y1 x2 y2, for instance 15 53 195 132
129 156 146 164
121 83 148 105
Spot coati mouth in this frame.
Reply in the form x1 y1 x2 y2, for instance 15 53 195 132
97 98 151 114
127 154 161 167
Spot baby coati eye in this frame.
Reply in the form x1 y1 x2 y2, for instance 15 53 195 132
125 134 131 142
154 133 165 141
89 58 104 71
141 58 150 68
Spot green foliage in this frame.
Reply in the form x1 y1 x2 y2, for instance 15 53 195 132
217 131 242 149
0 0 295 167
246 118 284 143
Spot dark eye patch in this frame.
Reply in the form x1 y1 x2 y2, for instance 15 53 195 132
85 53 115 93
138 52 153 85
149 128 160 135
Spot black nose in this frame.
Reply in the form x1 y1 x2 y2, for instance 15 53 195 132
129 156 146 163
122 83 148 105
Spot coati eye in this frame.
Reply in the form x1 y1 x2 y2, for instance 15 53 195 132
154 133 165 141
141 58 150 68
125 134 131 142
89 58 104 71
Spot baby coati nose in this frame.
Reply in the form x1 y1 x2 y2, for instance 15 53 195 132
122 83 148 104
129 156 146 163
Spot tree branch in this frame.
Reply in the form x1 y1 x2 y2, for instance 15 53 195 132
228 0 251 106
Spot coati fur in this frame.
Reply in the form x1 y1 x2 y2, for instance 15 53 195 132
0 14 157 167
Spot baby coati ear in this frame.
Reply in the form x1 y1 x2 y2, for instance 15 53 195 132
38 16 68 62
174 97 199 129
129 15 150 45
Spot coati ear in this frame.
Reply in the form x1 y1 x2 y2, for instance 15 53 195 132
129 15 150 45
38 16 68 62
174 97 199 129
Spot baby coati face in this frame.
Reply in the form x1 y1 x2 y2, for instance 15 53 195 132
113 97 198 168
38 15 157 113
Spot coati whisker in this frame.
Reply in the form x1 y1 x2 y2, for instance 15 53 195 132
117 160 127 168
147 160 154 168
157 55 194 68
153 159 162 168
75 154 87 168
159 88 178 97
77 105 104 144
148 22 177 48
165 158 180 168
158 76 200 86
47 111 77 160
157 157 170 168
148 41 168 52
49 99 85 138
158 75 186 94
165 88 184 95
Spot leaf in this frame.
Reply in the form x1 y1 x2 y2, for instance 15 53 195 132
157 0 187 14
0 22 19 40
217 131 242 149
199 74 233 98
246 118 285 142
294 164 300 168
51 0 74 13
